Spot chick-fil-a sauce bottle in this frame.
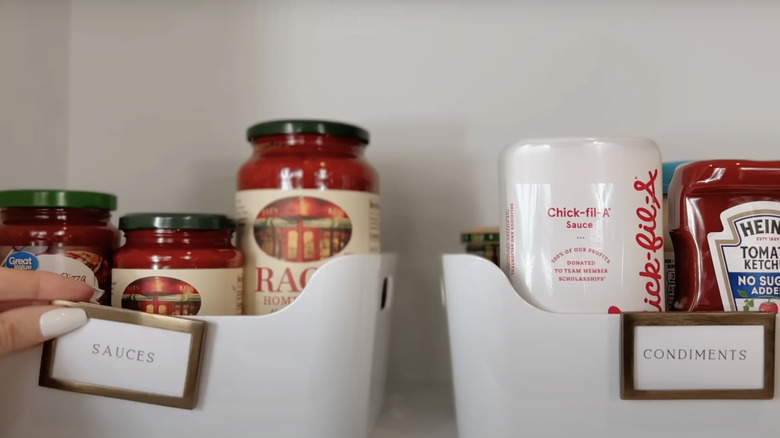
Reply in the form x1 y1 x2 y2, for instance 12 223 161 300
112 213 243 316
0 189 118 305
669 160 780 312
499 137 664 313
236 120 380 315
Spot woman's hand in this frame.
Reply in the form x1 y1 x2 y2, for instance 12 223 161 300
0 268 93 356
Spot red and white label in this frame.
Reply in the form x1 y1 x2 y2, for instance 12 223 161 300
633 170 664 311
111 268 242 316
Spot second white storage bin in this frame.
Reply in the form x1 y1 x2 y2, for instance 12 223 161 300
443 254 780 438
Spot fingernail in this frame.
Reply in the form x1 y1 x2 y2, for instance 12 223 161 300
40 308 88 338
91 287 105 303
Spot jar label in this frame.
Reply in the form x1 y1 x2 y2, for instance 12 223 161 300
111 268 243 316
708 202 780 312
664 250 676 310
0 245 110 305
236 189 380 315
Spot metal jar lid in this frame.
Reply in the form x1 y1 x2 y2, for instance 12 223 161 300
460 227 500 245
0 189 117 210
246 119 369 144
119 213 236 231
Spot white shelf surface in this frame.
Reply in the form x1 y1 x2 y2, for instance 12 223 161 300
372 383 457 438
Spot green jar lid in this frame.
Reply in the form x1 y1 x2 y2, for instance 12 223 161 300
460 227 501 244
0 189 117 210
120 213 236 231
246 119 370 144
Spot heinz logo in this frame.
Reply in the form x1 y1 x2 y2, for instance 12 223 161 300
4 251 39 271
738 218 780 237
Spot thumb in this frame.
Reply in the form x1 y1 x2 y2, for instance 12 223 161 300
0 305 88 356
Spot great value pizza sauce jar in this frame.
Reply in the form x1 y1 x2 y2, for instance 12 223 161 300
237 119 380 315
0 189 118 305
669 160 780 312
112 213 243 316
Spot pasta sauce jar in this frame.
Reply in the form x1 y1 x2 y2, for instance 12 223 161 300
112 213 243 316
236 119 380 315
0 189 118 305
461 227 500 266
669 160 780 312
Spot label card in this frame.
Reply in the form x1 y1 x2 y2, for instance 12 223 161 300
39 300 207 409
621 312 775 399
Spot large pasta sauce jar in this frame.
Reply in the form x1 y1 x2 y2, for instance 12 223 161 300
112 213 243 316
237 119 380 315
0 189 118 305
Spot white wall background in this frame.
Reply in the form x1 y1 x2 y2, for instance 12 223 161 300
0 0 69 188
4 0 780 385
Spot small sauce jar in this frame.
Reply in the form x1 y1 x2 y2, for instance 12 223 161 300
669 160 780 312
112 213 243 316
461 227 500 266
0 189 118 305
236 119 380 315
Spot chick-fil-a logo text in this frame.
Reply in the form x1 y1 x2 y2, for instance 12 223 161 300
634 169 664 311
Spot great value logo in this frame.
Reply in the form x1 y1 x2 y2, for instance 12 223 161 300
4 251 39 271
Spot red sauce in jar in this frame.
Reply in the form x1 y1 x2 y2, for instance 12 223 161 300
236 120 381 315
669 160 780 312
112 213 243 316
0 190 118 305
238 125 378 193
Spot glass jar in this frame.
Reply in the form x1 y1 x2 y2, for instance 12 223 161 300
669 160 780 312
461 227 500 266
112 213 243 316
0 189 118 305
236 119 380 315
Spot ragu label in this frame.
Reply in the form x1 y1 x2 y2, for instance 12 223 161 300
633 170 664 311
708 202 780 312
236 189 380 315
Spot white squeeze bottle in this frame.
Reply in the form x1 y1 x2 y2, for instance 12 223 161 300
499 137 665 313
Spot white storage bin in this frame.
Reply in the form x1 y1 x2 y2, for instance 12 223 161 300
0 254 395 438
443 254 780 438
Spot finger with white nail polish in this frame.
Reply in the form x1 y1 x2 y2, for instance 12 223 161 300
40 307 88 338
0 305 88 356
